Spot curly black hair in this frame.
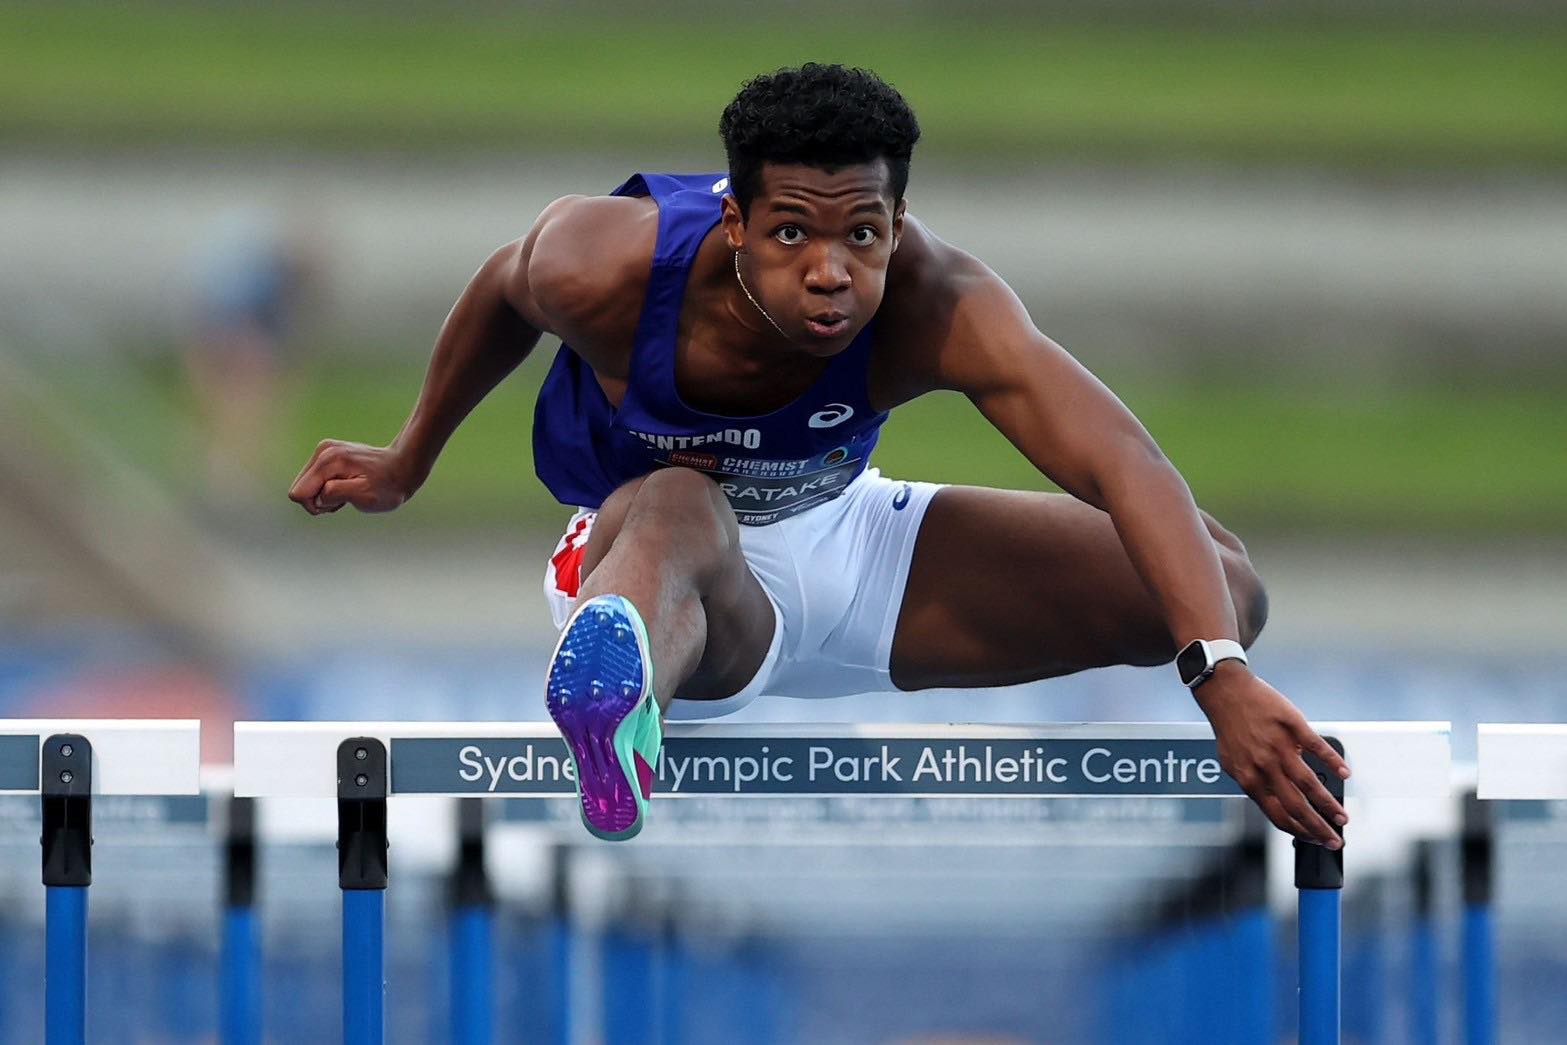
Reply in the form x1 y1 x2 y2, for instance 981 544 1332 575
719 63 921 217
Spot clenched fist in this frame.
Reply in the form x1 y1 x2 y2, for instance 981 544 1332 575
288 440 422 516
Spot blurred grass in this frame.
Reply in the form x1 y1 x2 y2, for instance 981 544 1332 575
3 4 1565 166
77 353 1567 537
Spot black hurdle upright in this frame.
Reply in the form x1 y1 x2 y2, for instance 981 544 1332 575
222 795 260 1045
449 798 493 1045
1461 790 1495 1045
1295 738 1346 1045
338 738 389 1045
42 733 92 1045
1408 840 1439 1044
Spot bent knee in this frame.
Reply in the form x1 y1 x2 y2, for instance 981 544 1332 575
595 467 739 574
1225 553 1268 649
1200 511 1266 648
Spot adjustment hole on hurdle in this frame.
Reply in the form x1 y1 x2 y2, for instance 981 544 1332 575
355 773 368 787
60 743 73 758
355 747 368 761
59 770 73 784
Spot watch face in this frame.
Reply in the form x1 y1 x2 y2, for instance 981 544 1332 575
1176 641 1209 685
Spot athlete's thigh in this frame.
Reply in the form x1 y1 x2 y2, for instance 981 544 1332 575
579 470 776 701
889 486 1179 689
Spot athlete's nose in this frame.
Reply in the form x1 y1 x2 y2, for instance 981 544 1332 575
803 245 851 295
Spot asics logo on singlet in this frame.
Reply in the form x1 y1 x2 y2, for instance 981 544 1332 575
711 177 730 193
808 403 855 429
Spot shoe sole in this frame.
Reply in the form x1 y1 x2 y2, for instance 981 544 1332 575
546 596 651 841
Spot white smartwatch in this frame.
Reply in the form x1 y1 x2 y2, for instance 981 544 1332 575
1176 638 1249 690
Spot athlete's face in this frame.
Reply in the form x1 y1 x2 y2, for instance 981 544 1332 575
722 161 905 357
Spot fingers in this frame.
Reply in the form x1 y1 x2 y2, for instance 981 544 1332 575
289 441 363 515
1233 748 1347 848
317 477 364 512
1300 729 1352 781
1291 758 1349 828
1271 764 1342 848
1255 792 1310 840
288 442 335 513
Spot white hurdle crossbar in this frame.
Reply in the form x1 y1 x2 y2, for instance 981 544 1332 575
1477 723 1567 800
235 720 1448 800
0 719 201 796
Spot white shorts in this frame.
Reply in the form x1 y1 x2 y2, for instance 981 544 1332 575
543 468 944 720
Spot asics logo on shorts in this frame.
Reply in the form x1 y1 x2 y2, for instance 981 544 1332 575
808 403 855 429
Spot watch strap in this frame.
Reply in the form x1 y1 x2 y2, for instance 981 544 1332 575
1178 638 1250 688
1205 638 1249 667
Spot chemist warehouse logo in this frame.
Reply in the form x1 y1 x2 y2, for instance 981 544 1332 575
424 738 1242 797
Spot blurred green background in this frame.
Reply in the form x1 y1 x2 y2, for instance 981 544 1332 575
4 0 1566 545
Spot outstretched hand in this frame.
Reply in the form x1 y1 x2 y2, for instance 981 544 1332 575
1196 664 1351 848
288 440 420 516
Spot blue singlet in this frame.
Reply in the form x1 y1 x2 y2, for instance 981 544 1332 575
532 172 889 526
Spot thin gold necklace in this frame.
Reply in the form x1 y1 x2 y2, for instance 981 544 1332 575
734 252 791 341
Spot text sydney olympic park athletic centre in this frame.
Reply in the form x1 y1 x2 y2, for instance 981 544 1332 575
390 737 1248 797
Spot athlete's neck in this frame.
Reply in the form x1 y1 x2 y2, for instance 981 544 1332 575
703 250 806 365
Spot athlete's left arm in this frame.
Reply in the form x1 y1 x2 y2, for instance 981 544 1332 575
889 230 1350 846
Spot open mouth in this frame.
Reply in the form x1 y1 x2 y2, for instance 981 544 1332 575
804 313 851 338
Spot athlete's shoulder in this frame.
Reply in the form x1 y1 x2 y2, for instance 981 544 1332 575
873 216 1002 401
525 194 658 333
884 216 992 324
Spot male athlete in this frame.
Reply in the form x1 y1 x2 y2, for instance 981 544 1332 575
290 64 1351 845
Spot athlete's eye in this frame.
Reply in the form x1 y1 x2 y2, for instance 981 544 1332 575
848 226 879 246
773 225 805 245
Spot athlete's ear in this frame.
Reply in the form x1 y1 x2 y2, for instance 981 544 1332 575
891 199 906 252
720 194 746 251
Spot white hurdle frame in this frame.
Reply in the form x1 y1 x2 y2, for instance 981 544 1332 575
0 719 201 1045
1468 722 1567 1045
234 719 1448 1045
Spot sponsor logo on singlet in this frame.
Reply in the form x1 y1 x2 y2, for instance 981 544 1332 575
633 434 867 525
667 450 719 470
808 403 855 429
628 427 762 451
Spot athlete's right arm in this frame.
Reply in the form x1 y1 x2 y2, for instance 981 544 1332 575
288 196 577 516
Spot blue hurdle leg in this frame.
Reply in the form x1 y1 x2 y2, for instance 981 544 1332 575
1462 902 1495 1045
1294 739 1345 1045
221 905 261 1045
337 738 389 1045
1298 887 1341 1045
449 905 493 1045
45 885 88 1045
343 889 385 1045
1409 914 1438 1045
1233 906 1274 1045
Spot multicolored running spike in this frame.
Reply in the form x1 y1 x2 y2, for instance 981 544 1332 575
546 594 662 840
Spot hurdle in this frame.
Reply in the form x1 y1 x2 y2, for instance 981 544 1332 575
1474 723 1567 1045
0 720 201 1045
235 719 1448 1045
